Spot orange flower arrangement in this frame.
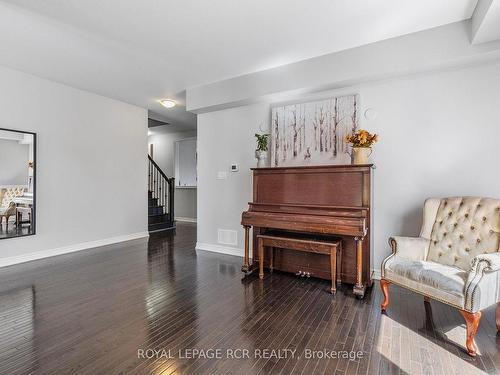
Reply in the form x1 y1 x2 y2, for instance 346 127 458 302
345 129 379 148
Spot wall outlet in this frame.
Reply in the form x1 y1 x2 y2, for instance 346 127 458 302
231 164 238 172
216 171 227 180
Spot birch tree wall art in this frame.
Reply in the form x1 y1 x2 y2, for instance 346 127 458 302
271 94 359 167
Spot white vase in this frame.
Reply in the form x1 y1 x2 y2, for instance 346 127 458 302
255 150 268 168
352 147 372 165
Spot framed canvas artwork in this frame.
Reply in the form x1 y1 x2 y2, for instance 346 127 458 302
271 94 359 167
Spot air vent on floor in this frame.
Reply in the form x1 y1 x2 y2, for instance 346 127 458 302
217 229 238 246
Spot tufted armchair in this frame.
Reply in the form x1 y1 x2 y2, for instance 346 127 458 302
380 197 500 356
0 186 27 207
0 186 27 228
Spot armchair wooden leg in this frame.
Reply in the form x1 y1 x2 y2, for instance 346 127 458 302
459 310 481 357
380 279 390 312
496 303 500 332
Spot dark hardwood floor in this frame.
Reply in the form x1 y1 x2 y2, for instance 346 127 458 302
0 223 499 374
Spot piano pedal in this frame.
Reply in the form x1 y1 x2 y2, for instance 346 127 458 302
295 270 312 278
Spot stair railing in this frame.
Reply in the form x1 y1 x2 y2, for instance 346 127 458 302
148 155 175 224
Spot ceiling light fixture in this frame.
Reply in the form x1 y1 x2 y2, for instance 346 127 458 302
159 99 176 108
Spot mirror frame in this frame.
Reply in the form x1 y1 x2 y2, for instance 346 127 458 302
0 127 37 240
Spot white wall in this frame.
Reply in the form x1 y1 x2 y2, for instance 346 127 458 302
197 60 500 270
0 65 148 264
148 131 197 220
0 139 29 185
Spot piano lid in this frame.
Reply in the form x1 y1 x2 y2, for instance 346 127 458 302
251 164 373 171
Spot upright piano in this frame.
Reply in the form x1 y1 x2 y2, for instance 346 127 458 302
241 164 373 298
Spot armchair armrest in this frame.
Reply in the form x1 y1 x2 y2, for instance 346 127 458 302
465 252 500 312
388 236 430 261
470 253 500 274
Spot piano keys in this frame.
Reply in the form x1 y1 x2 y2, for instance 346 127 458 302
241 164 373 298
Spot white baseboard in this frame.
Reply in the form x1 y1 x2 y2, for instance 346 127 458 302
0 231 149 268
195 244 383 280
175 217 197 223
196 242 243 258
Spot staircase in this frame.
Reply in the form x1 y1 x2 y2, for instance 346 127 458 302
148 155 175 232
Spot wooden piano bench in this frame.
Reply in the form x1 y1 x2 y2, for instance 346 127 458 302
256 234 342 294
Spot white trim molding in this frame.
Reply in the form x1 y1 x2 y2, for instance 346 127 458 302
175 217 197 223
0 232 149 268
196 242 243 258
195 244 383 281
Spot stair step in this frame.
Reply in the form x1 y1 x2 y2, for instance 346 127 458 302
148 220 175 232
148 206 164 215
148 213 170 224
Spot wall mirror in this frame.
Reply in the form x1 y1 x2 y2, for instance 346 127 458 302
0 128 36 240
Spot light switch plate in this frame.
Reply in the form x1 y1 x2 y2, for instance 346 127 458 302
231 164 238 172
217 171 228 180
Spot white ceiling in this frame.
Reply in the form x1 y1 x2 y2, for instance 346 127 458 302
0 0 479 129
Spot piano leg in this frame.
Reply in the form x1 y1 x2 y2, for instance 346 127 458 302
330 245 337 295
241 225 251 273
353 237 366 298
337 243 342 285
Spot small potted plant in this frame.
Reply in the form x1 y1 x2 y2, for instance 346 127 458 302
255 133 270 167
345 129 379 164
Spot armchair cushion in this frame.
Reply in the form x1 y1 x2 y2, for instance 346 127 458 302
384 256 467 309
388 236 430 261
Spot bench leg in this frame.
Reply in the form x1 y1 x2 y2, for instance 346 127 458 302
330 247 337 294
258 237 264 279
269 247 274 273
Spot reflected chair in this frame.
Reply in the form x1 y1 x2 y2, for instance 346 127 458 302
0 202 17 228
380 197 500 356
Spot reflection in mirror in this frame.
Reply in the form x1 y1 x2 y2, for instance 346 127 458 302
0 128 36 239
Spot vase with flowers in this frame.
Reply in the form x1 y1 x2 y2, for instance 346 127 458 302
345 129 379 165
254 133 270 167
